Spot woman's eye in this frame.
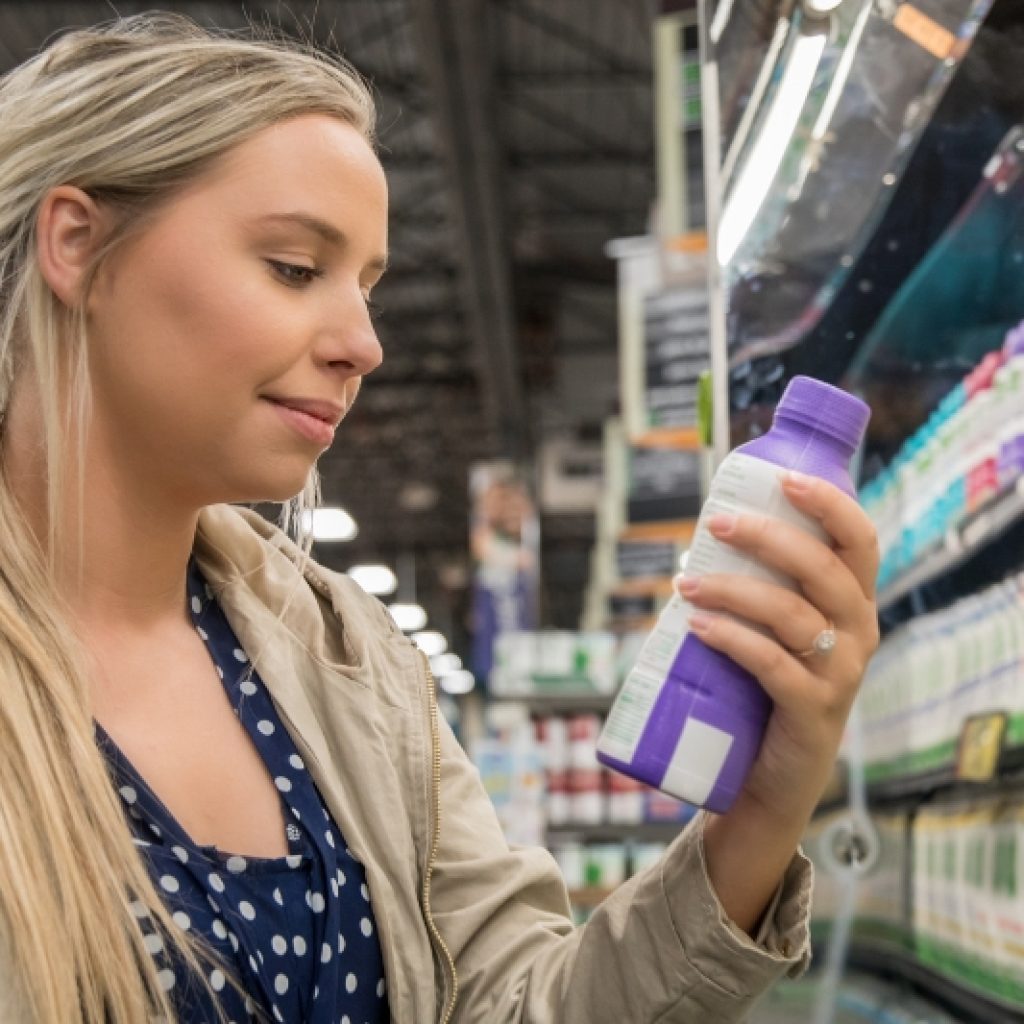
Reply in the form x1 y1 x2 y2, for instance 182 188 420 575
267 260 323 286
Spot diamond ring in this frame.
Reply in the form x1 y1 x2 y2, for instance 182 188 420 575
795 621 837 658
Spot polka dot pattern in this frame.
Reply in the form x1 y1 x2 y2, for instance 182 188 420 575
93 555 388 1023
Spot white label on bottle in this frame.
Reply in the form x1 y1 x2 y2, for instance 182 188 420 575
599 666 664 762
661 719 734 804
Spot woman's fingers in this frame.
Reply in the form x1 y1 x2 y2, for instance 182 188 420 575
676 572 828 657
780 472 880 600
705 500 876 631
686 611 823 710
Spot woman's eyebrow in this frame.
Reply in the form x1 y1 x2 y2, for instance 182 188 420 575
254 211 388 272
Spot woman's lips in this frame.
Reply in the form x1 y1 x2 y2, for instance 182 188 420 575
264 398 337 446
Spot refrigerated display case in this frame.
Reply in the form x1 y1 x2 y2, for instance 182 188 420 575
698 1 1024 1020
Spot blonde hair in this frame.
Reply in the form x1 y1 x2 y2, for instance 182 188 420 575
0 13 375 1022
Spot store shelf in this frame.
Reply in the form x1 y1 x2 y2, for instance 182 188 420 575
489 691 616 714
816 745 1024 815
846 943 1024 1024
546 821 688 844
876 477 1024 614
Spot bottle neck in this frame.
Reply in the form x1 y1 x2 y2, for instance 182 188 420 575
772 412 856 465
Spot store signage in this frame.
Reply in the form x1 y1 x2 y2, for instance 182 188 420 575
616 540 678 580
642 287 710 432
954 712 1008 783
627 444 702 523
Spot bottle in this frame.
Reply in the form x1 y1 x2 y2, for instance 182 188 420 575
596 376 871 813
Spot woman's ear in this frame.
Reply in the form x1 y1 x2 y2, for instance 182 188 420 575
35 185 110 307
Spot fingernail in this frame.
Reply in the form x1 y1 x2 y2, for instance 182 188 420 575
783 469 812 492
689 612 713 634
708 513 736 536
678 577 700 597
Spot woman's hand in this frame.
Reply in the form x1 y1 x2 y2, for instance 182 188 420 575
674 470 880 934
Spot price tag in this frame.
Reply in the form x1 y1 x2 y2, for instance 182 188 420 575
893 4 956 60
955 712 1008 782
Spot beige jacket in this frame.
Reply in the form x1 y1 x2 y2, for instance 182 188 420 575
1 504 813 1023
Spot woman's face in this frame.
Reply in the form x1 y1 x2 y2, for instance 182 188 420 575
84 113 388 506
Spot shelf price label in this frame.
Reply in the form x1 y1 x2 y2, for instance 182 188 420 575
893 5 957 61
954 712 1008 783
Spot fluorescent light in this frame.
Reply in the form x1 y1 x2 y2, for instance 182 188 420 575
430 653 462 676
803 0 844 13
301 507 357 542
387 602 427 632
717 30 827 266
347 564 398 596
412 631 448 657
439 669 476 695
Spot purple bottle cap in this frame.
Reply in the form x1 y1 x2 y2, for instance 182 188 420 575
1004 320 1024 357
774 376 871 451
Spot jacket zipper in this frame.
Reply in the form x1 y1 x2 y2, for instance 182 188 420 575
420 650 459 1024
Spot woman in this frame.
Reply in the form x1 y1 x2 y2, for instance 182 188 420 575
0 14 880 1024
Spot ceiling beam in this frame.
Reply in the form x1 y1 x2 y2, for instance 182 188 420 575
408 0 529 460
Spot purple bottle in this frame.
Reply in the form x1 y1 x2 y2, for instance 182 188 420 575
596 377 871 813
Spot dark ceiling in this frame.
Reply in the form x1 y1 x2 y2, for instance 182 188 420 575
0 0 658 641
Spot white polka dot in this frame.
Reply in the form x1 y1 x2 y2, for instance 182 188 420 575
238 901 256 921
286 854 302 869
119 786 137 804
272 1006 284 1023
337 868 347 887
129 900 148 919
158 969 176 991
320 942 332 964
257 949 264 964
131 838 151 848
345 972 357 994
208 872 225 893
207 894 220 913
271 934 287 956
211 919 228 940
274 776 292 793
360 917 373 937
196 625 208 641
228 931 239 952
216 666 224 679
330 878 339 898
257 720 275 736
273 887 284 906
239 680 257 696
172 911 190 931
293 935 307 956
341 1015 350 1024
171 845 188 864
360 883 368 901
314 984 319 1000
306 891 325 913
210 969 225 992
248 954 258 973
274 974 289 996
233 647 248 663
324 830 335 848
290 807 301 820
191 596 202 615
377 978 386 997
144 933 164 955
226 855 247 874
159 875 179 894
288 754 304 770
149 824 161 838
338 932 346 954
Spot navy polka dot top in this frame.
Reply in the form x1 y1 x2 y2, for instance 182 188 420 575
94 556 389 1023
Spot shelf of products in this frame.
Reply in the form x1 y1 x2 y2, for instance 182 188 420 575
546 822 689 845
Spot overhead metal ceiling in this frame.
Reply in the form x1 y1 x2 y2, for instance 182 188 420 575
0 0 657 636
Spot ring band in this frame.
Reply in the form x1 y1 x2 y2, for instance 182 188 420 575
795 620 837 658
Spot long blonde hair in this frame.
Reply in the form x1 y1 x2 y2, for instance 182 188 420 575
0 13 375 1022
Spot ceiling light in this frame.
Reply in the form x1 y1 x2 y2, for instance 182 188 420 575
412 631 448 657
430 653 462 676
439 669 476 695
803 0 844 14
718 30 827 266
346 564 398 596
301 507 357 542
387 602 427 632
